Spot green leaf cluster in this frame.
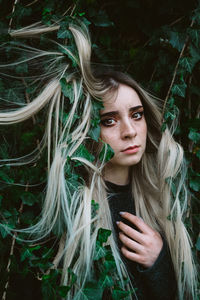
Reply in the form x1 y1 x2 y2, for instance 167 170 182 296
88 99 104 142
0 0 200 298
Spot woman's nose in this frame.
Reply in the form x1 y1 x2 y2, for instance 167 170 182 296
121 119 137 139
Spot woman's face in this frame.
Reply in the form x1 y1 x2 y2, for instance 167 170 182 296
100 83 147 169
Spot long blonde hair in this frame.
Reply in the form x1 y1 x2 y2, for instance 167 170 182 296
0 20 197 299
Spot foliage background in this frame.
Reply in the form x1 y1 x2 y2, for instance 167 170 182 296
0 0 199 299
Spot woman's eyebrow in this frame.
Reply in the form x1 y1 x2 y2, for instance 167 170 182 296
129 105 143 112
100 111 118 118
100 105 143 118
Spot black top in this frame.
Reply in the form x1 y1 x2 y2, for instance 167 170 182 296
106 181 177 300
9 182 177 300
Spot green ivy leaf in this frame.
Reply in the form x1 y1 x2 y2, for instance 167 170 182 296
92 10 114 27
103 260 116 272
165 177 177 198
42 270 58 300
65 164 80 194
68 268 77 284
21 132 35 147
99 274 114 288
58 286 71 297
168 31 186 52
42 8 53 15
97 228 112 245
60 111 69 125
57 28 72 39
195 236 200 251
188 128 200 143
74 144 95 162
81 17 92 27
3 210 13 218
0 170 14 183
91 99 104 119
94 228 112 260
161 122 167 132
20 191 36 206
187 28 200 48
112 288 131 299
4 88 24 104
196 149 200 159
91 199 99 217
42 8 53 25
189 45 200 66
99 143 114 162
171 82 187 97
179 57 193 73
164 111 175 121
15 62 28 74
57 18 73 39
60 78 73 102
21 245 40 262
94 242 107 260
189 175 200 192
80 281 103 300
58 45 78 67
88 100 103 141
26 84 38 95
20 211 35 225
88 124 100 142
0 224 9 238
12 3 32 19
167 97 175 109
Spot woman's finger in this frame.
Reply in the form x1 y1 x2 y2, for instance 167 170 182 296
116 221 144 244
121 246 144 264
119 212 153 234
119 232 143 253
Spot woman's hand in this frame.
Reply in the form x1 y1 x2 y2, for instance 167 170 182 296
117 212 163 268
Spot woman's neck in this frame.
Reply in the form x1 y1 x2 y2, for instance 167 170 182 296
103 163 130 185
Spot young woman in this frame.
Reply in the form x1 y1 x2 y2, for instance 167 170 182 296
0 20 197 299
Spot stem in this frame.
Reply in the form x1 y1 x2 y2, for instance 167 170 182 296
2 202 24 300
8 0 19 32
162 19 195 117
188 104 200 153
187 75 192 120
21 78 36 125
25 0 39 7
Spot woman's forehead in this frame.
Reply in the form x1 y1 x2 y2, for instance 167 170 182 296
102 83 142 111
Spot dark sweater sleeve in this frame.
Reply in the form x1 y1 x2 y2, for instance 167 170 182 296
136 237 177 300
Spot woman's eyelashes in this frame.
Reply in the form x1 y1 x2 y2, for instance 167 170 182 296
100 118 116 127
100 111 144 127
131 111 144 120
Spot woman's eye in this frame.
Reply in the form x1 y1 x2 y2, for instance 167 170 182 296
100 118 115 126
132 111 144 120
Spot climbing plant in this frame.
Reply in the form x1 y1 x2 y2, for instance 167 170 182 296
0 0 199 299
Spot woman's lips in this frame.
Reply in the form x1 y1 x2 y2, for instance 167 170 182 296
121 146 140 154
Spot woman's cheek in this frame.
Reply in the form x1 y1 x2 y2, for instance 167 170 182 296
100 128 110 144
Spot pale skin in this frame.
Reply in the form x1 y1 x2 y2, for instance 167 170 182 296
100 84 163 268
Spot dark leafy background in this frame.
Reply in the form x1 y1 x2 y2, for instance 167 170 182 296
0 0 199 299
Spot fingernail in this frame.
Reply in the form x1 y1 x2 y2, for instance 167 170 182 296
116 221 120 225
119 211 125 215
